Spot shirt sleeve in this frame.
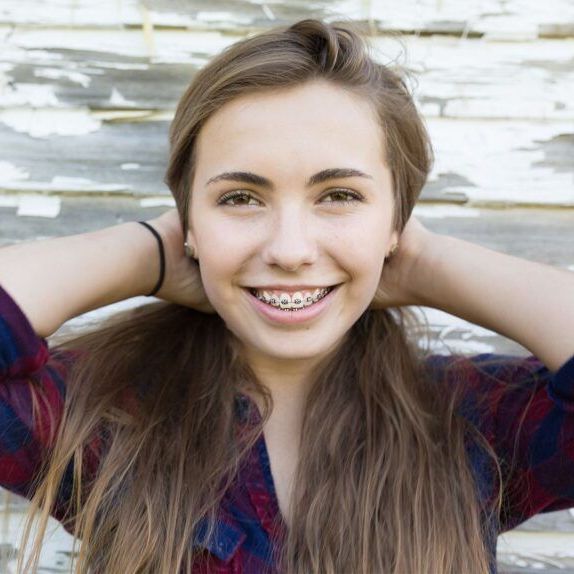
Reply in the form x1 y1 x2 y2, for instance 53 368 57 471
0 282 76 501
425 351 574 533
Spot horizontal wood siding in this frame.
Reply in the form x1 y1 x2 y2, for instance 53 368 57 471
0 1 572 571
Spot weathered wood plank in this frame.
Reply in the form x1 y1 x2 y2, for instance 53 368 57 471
1 0 573 38
2 30 572 121
497 531 574 572
0 116 571 206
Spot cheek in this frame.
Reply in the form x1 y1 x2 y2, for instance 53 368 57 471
331 219 386 272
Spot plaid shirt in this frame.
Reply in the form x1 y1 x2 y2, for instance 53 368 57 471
1 282 573 573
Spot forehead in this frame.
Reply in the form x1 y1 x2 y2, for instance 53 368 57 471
194 80 387 171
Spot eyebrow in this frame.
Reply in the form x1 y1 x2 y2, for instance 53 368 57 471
205 168 373 190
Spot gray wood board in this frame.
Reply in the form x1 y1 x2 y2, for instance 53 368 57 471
0 117 572 205
2 32 572 121
1 0 573 38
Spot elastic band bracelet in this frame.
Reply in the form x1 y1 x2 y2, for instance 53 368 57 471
138 221 165 297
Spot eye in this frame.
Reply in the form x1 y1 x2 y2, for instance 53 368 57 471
216 188 364 207
321 189 364 204
217 191 261 207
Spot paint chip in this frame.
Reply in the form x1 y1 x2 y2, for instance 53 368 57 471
16 195 61 218
0 161 30 182
140 197 176 207
0 108 101 138
109 87 136 106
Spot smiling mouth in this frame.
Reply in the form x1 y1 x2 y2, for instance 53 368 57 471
246 285 339 311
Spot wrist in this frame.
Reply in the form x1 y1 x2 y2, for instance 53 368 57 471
126 221 163 298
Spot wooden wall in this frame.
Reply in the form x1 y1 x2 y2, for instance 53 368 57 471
0 1 573 571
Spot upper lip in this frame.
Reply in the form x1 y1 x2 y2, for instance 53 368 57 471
246 284 339 291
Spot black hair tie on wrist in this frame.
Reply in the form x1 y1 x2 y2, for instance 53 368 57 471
138 221 165 297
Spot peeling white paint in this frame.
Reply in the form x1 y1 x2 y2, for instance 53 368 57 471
109 87 136 106
0 161 29 182
333 0 574 36
16 194 61 217
51 176 128 193
139 197 176 207
498 531 574 558
0 83 60 107
409 306 501 355
195 11 253 25
0 509 77 572
33 67 91 87
0 108 101 137
413 204 482 218
89 61 149 71
24 49 65 61
370 35 574 121
427 118 574 206
0 194 20 208
7 28 238 64
0 0 142 27
2 0 573 36
3 26 572 119
420 306 501 338
1 178 131 193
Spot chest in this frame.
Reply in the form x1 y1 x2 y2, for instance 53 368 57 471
264 436 299 529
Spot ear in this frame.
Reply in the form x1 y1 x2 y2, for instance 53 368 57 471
389 229 399 248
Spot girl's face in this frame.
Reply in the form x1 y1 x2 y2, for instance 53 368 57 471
188 79 398 366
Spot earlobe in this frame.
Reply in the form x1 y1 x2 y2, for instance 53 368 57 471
185 232 198 259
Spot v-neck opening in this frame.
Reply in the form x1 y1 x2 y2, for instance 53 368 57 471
236 393 289 538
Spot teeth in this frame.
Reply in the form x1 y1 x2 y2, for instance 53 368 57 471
291 291 304 309
262 290 280 307
252 286 333 310
279 292 292 309
302 290 314 305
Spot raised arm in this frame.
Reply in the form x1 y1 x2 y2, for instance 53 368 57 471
0 221 160 339
411 234 574 373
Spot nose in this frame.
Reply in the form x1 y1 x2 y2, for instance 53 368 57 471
261 204 318 271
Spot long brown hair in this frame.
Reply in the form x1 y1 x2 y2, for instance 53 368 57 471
17 18 525 573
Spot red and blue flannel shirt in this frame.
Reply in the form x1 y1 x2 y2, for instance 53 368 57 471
1 282 574 573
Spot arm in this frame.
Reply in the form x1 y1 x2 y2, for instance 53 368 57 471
0 221 160 339
0 282 106 512
425 351 574 532
412 234 574 373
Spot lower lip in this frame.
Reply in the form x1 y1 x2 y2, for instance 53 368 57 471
245 286 340 325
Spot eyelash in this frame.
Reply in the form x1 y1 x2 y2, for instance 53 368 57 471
216 189 364 207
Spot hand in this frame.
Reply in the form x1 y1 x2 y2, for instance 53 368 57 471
146 209 216 313
369 214 438 310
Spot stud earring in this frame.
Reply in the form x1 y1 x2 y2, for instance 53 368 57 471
184 241 196 259
386 243 399 258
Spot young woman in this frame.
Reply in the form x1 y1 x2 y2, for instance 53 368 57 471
0 18 573 574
